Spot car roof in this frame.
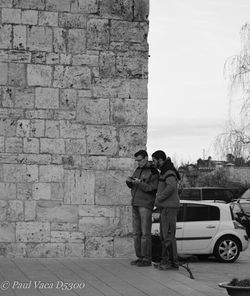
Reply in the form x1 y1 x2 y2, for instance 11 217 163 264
181 187 229 190
180 200 229 207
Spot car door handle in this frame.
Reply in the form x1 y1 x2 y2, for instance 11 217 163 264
206 225 216 228
176 227 182 229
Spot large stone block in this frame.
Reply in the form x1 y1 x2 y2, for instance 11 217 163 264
53 28 67 53
6 200 24 221
99 52 116 78
39 165 64 182
59 13 86 28
2 8 21 24
51 183 64 200
76 98 109 124
13 0 45 10
0 183 16 200
26 243 65 257
99 0 133 20
16 119 30 137
59 89 77 110
86 125 118 155
51 231 84 243
17 154 51 165
5 137 23 153
0 0 12 8
71 0 98 13
37 201 78 222
21 10 38 25
114 237 134 257
72 53 98 66
3 164 27 182
30 119 45 137
0 201 7 221
95 170 131 205
24 200 36 221
23 138 39 153
133 0 149 21
65 139 86 155
27 26 52 52
107 157 135 171
64 169 95 204
40 138 65 154
35 87 59 109
79 216 121 236
65 243 85 257
0 63 8 84
13 25 26 50
53 66 91 89
0 222 15 242
111 99 147 125
16 222 50 242
8 63 26 86
81 156 107 170
45 120 60 138
27 64 52 86
15 87 34 109
60 120 85 138
79 205 117 217
68 29 86 53
32 183 51 200
85 237 114 257
87 19 110 50
2 86 15 107
38 11 58 27
118 126 147 157
17 183 32 200
46 0 71 12
0 25 12 49
51 222 77 231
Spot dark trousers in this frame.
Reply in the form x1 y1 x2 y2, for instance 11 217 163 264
132 206 152 261
160 207 178 264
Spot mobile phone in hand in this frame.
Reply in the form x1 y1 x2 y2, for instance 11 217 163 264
129 176 136 180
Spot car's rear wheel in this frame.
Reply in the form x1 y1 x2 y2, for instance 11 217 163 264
214 236 240 263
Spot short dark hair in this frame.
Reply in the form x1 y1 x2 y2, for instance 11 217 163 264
134 150 148 158
152 150 166 161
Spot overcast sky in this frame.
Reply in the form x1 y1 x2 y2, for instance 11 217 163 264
147 0 250 165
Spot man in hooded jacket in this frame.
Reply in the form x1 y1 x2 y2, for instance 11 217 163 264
152 150 180 270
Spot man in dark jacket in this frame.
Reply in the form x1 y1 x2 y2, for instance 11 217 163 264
126 150 159 267
152 150 180 270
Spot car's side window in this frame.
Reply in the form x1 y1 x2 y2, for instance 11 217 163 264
180 189 200 200
177 204 184 222
184 204 220 222
202 189 233 202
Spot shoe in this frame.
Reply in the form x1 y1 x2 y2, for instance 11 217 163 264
136 260 151 267
130 258 142 265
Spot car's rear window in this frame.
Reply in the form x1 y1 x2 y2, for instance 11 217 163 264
185 204 220 221
180 189 200 200
202 189 233 202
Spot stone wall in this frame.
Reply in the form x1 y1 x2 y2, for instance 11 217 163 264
0 0 149 257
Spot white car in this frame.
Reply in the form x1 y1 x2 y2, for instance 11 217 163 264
152 200 249 263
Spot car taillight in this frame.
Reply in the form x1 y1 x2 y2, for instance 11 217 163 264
233 220 246 230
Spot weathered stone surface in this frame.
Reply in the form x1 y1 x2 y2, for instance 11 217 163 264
37 201 78 222
8 63 26 86
60 53 71 64
27 26 52 52
46 0 70 12
45 120 60 138
85 237 114 257
76 98 109 124
54 110 76 120
0 137 4 152
15 87 34 109
26 165 39 182
51 222 77 231
13 25 26 50
8 50 31 63
79 217 120 236
21 10 38 25
65 243 85 257
32 183 51 200
23 138 39 153
68 29 86 53
27 64 52 86
65 139 86 154
0 222 15 242
0 183 16 200
30 119 45 137
3 164 27 182
51 231 84 243
114 236 133 257
39 165 64 182
13 0 45 10
87 19 110 50
0 0 12 8
16 119 30 137
24 200 36 220
17 154 51 165
133 0 149 21
25 110 53 120
0 201 7 221
6 200 24 221
5 137 22 153
0 25 12 49
72 53 98 66
79 205 117 217
86 126 118 155
0 63 8 84
38 11 58 26
81 156 107 170
118 126 147 157
17 183 32 200
116 53 148 78
2 8 21 24
60 120 85 138
107 157 135 171
53 65 91 89
26 243 65 257
99 52 116 78
51 183 64 200
59 89 77 110
40 138 65 154
95 170 131 205
71 0 98 13
46 52 60 64
2 86 15 107
99 0 133 20
111 99 147 125
52 155 81 169
53 28 67 53
59 13 86 28
64 169 95 204
16 222 50 242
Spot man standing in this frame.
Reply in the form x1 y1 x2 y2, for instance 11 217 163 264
126 150 159 267
152 150 180 270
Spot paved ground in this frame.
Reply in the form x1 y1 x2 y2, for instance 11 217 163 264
0 246 249 296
